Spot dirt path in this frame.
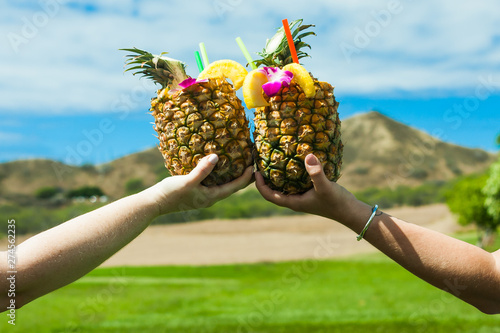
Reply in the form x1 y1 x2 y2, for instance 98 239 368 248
100 203 458 267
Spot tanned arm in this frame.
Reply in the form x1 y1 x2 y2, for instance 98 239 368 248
256 154 500 314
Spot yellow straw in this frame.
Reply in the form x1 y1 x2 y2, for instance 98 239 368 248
199 42 209 67
235 37 257 70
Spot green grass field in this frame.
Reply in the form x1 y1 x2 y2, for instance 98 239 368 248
3 251 499 333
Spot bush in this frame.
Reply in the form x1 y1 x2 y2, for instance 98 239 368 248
354 180 451 209
152 188 300 225
446 174 491 227
0 202 104 236
66 186 105 199
155 163 171 182
125 178 146 195
80 164 97 173
446 158 462 176
446 173 498 248
409 168 428 180
353 167 369 175
35 186 60 199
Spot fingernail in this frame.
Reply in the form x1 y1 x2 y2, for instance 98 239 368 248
305 154 318 166
208 154 218 165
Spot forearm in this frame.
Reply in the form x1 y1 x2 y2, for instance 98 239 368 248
257 154 500 313
9 187 159 307
336 198 500 314
0 155 250 310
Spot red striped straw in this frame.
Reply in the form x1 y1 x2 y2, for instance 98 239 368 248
282 19 299 64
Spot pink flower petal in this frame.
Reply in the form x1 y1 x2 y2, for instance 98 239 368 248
178 77 209 89
258 67 293 97
262 81 285 96
178 77 197 88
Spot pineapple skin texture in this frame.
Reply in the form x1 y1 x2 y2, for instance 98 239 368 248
254 80 343 194
151 78 253 186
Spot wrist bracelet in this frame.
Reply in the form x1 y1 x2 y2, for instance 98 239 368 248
356 204 379 241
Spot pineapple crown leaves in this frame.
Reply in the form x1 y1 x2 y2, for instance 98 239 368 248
120 47 188 89
254 19 316 68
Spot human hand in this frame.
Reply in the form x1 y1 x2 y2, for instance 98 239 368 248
146 154 254 215
255 154 357 223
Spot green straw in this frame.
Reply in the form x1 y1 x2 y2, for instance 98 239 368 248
199 42 209 67
194 51 204 73
235 37 257 70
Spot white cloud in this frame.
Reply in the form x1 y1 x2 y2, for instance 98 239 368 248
1 0 500 115
0 131 23 144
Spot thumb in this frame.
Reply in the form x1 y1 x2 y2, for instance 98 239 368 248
188 154 218 184
304 154 330 193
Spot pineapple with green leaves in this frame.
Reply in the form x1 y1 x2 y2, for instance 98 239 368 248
122 48 253 186
243 20 343 194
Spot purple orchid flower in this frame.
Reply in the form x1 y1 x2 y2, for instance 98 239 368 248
258 67 293 97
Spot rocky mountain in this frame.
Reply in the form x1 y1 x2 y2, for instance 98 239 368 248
0 111 495 201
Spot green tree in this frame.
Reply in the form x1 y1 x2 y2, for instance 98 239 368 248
483 157 500 225
125 178 146 195
35 186 60 199
66 186 105 199
446 174 498 248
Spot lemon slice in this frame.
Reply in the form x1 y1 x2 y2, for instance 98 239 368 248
242 69 270 109
282 63 315 98
197 60 248 90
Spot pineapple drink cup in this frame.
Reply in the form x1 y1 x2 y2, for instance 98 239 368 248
243 20 343 194
122 48 253 186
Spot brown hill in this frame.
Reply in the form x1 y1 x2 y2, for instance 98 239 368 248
0 149 167 203
0 111 495 200
338 111 495 190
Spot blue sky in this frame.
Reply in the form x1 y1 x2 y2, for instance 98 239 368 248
1 0 499 165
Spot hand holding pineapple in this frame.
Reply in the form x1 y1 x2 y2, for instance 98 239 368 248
122 48 253 186
243 19 343 194
0 152 253 310
150 154 254 215
122 19 342 194
255 153 353 221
